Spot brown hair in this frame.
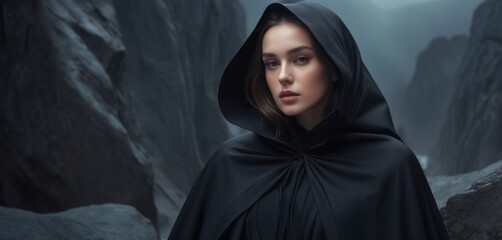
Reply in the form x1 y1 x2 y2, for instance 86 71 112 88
245 10 344 139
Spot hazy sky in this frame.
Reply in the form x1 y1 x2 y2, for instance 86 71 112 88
369 0 434 8
242 0 441 32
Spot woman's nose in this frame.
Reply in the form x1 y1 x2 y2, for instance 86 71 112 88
278 64 293 85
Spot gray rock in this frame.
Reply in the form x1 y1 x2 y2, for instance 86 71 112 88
428 159 502 208
400 36 468 155
112 1 246 237
440 162 502 239
0 0 156 223
431 0 502 175
113 0 245 196
0 204 158 240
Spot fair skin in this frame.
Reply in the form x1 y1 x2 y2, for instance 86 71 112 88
262 22 330 131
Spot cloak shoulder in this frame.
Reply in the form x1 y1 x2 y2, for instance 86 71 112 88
168 133 293 240
169 133 450 239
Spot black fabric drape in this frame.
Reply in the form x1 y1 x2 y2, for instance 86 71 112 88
168 2 450 239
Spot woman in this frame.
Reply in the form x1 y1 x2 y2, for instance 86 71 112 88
168 2 450 239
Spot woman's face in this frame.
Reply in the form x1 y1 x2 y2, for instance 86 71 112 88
262 22 330 128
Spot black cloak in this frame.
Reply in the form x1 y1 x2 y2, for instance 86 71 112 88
168 2 450 239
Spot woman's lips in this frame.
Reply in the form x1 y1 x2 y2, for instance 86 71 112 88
279 90 300 103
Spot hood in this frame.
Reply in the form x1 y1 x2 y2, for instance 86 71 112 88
218 2 399 148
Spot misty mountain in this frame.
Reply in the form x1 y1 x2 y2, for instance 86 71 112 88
430 0 502 175
400 35 468 154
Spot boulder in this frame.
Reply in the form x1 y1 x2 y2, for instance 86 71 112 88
0 204 158 240
440 161 502 239
428 160 502 208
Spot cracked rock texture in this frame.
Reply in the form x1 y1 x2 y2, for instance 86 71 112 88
428 160 502 208
0 0 157 224
440 162 502 239
430 0 502 175
112 0 245 237
0 0 246 238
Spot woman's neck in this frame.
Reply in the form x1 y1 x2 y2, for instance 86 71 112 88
295 104 325 131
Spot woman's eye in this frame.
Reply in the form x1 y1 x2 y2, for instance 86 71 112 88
265 61 278 68
295 57 309 64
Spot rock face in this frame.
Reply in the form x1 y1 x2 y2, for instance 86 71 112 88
0 0 156 224
428 160 502 208
112 0 246 237
113 0 245 195
400 36 468 155
430 0 502 175
2 0 247 237
0 204 158 240
440 163 502 239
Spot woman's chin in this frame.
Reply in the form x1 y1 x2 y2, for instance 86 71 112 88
278 108 302 117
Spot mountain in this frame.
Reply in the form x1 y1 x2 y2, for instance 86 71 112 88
400 35 468 154
430 0 502 175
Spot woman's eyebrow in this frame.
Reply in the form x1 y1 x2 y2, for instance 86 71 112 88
262 45 313 57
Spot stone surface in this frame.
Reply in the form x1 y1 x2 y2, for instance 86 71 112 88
400 36 468 155
0 0 156 224
440 162 502 239
428 159 502 208
0 204 158 240
113 0 245 195
430 0 502 175
0 0 246 237
112 1 246 237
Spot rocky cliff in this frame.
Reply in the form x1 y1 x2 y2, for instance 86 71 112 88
113 0 245 195
112 0 246 236
0 0 246 238
0 0 156 223
430 0 502 175
400 36 468 155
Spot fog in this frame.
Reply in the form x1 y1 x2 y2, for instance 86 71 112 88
369 0 434 9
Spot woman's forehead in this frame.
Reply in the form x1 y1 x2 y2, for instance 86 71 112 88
261 23 313 54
